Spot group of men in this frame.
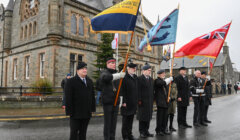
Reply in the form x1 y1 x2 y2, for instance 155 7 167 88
63 57 213 140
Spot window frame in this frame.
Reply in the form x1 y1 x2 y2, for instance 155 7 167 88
39 53 45 78
13 58 18 80
25 56 30 79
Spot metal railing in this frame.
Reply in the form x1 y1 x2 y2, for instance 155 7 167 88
0 86 63 96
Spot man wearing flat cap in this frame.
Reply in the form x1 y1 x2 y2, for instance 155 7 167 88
121 62 138 140
65 62 96 140
99 57 126 140
137 63 154 138
174 67 192 129
154 69 173 136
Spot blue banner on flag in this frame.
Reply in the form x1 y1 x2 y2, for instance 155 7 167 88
138 9 178 51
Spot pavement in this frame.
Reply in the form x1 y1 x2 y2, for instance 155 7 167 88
0 93 240 140
0 94 226 121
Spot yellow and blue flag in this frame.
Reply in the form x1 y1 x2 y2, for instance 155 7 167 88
91 0 141 34
138 9 179 51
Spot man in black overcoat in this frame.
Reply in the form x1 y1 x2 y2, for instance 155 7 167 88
121 62 138 140
65 62 96 140
174 67 192 129
190 70 207 127
137 64 154 138
154 69 173 136
99 58 126 140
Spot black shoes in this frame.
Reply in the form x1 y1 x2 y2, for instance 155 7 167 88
169 127 177 132
200 122 208 126
193 123 200 127
183 124 192 128
146 132 154 137
140 133 147 138
163 130 170 135
156 131 164 136
204 120 212 123
140 133 154 138
128 135 135 140
178 124 187 129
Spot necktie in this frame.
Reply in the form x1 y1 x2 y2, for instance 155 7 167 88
83 78 87 86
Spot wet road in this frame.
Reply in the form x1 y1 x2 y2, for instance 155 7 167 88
1 94 240 140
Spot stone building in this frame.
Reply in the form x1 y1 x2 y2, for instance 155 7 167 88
0 0 162 87
160 42 240 84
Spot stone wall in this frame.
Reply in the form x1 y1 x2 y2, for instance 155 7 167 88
0 0 164 87
0 96 62 109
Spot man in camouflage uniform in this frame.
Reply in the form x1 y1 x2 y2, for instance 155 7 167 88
167 79 177 132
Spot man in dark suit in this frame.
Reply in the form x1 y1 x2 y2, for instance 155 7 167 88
174 67 192 129
154 69 173 136
65 62 96 140
100 58 125 140
121 62 138 140
137 63 154 138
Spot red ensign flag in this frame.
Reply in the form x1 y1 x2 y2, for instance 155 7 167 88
175 22 231 58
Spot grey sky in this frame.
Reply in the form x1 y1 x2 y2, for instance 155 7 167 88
1 0 240 70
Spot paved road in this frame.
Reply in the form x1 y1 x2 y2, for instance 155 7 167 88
1 94 240 140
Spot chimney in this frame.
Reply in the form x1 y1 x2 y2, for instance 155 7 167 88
223 42 229 56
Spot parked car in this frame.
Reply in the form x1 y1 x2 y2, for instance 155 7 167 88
237 82 240 90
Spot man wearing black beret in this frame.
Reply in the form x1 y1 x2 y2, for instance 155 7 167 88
154 69 173 136
174 67 192 129
99 57 126 140
137 63 154 138
121 62 138 140
65 62 96 140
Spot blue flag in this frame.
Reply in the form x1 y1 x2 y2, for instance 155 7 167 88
138 9 178 51
91 0 141 34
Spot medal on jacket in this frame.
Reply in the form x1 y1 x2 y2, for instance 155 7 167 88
113 88 117 92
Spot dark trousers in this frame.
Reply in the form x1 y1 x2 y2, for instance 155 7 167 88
155 107 168 132
122 115 134 139
199 97 205 123
103 105 119 140
222 89 226 94
228 88 231 94
193 97 200 123
193 97 205 123
168 113 175 129
204 105 209 120
177 106 187 125
70 118 90 140
139 121 150 134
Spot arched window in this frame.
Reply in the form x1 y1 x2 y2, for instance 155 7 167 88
121 34 126 43
78 16 84 36
29 23 32 37
135 36 138 48
71 14 77 34
24 25 28 39
97 33 101 41
128 33 131 43
33 21 37 35
20 27 23 39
